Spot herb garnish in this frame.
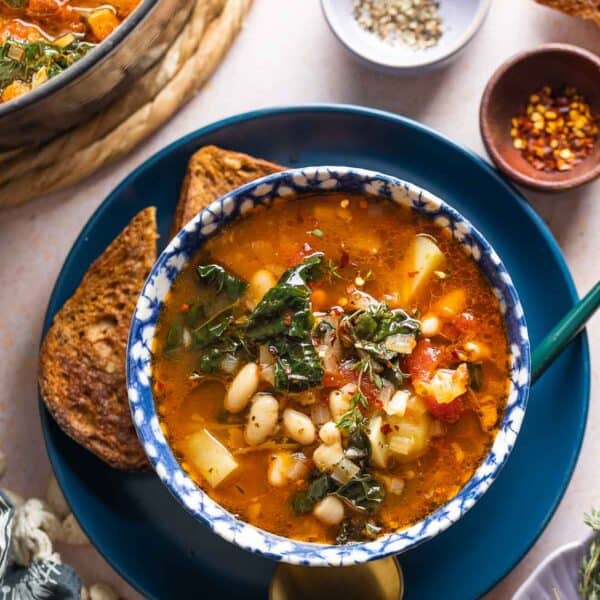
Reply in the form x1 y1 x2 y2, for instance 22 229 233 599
324 259 342 282
336 358 374 435
339 301 418 386
336 387 368 434
308 228 325 238
580 508 600 599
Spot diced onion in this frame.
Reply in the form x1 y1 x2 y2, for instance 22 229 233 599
182 328 192 348
220 353 240 374
287 454 309 481
331 457 360 485
320 344 339 373
384 333 416 355
388 435 414 456
384 390 409 417
310 403 331 426
379 379 394 406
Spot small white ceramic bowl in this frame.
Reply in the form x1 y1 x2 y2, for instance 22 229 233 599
321 0 491 74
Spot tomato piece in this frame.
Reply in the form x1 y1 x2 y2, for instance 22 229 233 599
26 0 85 33
424 395 464 423
404 339 442 382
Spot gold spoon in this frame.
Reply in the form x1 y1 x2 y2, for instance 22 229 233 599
270 556 403 600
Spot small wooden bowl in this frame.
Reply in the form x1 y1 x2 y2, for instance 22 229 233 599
480 44 600 192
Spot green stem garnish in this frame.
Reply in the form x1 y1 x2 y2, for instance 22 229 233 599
580 508 600 599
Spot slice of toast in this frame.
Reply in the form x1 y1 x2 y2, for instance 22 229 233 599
170 145 285 237
535 0 600 25
39 207 158 470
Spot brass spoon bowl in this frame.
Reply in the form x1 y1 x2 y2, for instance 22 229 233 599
270 557 404 600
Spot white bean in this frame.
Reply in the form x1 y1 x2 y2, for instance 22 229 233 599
319 421 341 446
313 496 345 526
244 393 279 446
247 269 277 307
463 341 490 360
283 408 316 445
329 389 351 421
421 315 440 337
225 363 259 413
267 453 289 487
313 442 344 472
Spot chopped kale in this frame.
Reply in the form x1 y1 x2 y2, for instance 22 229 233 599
335 473 385 513
0 38 94 94
243 254 326 392
292 474 335 514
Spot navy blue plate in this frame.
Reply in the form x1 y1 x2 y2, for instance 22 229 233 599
40 105 590 600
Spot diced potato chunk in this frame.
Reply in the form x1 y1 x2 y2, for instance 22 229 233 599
384 333 416 355
387 411 432 461
414 363 469 405
399 235 445 304
185 429 238 488
87 8 119 41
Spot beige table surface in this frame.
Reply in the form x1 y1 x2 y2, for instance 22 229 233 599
0 0 598 597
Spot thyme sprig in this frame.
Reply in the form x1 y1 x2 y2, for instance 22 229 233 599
336 358 373 433
580 508 600 599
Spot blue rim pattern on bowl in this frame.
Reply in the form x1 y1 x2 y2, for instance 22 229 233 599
126 166 531 566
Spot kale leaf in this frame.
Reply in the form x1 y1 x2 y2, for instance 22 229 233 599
335 473 385 513
340 301 419 386
292 474 336 514
169 256 326 388
163 264 247 359
292 471 385 517
243 253 326 392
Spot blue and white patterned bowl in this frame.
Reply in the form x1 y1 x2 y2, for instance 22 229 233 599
126 166 530 566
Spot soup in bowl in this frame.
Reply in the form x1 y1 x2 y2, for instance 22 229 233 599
127 167 530 565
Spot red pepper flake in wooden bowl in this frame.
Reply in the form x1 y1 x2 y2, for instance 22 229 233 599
510 85 599 172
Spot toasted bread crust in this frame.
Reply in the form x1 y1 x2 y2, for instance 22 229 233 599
170 145 285 237
39 208 158 470
535 0 600 25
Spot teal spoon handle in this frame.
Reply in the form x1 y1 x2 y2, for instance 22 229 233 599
532 281 600 384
